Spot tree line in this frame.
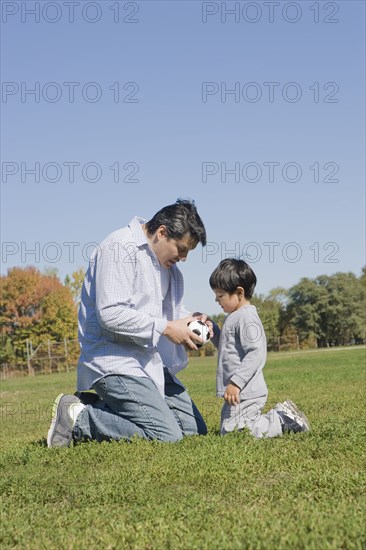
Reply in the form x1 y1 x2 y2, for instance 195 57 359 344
1 266 365 366
211 268 366 351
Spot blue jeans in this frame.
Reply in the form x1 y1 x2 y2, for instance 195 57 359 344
73 370 207 443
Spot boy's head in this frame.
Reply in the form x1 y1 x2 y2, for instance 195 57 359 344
209 259 257 312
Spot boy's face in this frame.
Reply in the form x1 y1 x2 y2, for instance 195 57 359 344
213 288 244 314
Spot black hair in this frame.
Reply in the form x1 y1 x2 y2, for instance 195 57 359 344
145 199 206 246
209 258 257 299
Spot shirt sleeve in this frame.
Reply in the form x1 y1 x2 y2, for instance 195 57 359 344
95 242 167 348
179 304 192 318
229 317 266 390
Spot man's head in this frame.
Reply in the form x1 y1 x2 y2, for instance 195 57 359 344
144 199 206 268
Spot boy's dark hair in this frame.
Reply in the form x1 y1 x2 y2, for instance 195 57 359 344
209 258 257 299
145 199 206 246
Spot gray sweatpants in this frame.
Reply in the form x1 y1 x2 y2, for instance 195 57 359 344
220 395 283 438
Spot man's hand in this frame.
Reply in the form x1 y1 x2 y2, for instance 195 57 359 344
224 382 241 405
163 316 204 350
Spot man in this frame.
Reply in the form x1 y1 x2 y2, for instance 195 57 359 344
47 199 209 447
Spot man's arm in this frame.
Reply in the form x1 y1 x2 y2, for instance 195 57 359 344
95 242 203 350
95 242 166 347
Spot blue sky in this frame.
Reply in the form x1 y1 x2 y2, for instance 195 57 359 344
1 0 365 315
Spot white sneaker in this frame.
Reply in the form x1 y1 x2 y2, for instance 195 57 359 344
274 401 310 433
283 399 310 431
47 394 85 448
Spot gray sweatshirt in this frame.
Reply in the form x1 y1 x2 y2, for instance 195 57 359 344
213 305 268 399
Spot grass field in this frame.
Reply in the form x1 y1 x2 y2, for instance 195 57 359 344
1 348 365 549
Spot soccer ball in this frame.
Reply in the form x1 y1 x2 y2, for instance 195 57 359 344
188 320 210 347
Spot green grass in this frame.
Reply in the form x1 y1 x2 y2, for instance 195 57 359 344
1 348 365 549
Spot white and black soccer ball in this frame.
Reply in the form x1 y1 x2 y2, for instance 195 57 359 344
188 320 210 348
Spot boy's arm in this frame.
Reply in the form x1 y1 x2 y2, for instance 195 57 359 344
209 320 221 348
229 320 266 391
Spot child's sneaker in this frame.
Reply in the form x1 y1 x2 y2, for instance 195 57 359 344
274 401 310 433
47 394 85 448
282 399 310 431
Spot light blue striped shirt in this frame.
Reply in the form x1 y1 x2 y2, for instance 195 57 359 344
77 217 191 396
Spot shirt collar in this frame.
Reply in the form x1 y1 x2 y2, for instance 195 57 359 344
128 216 148 248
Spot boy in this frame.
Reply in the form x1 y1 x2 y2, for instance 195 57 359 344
209 258 310 438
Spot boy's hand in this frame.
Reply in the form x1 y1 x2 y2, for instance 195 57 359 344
205 318 214 339
224 382 241 405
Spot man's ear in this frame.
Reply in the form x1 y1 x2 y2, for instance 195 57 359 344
157 225 167 239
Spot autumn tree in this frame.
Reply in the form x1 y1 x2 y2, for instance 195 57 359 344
0 267 77 364
64 268 85 305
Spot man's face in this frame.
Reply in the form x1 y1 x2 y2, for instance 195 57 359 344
152 226 197 268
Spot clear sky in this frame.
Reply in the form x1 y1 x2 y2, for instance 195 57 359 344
1 0 365 315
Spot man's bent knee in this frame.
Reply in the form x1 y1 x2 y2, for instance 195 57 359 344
153 423 183 443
